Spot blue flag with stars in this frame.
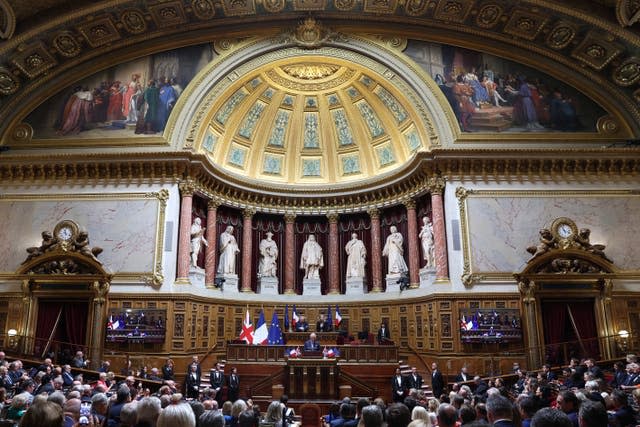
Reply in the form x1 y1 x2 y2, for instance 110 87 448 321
268 310 284 345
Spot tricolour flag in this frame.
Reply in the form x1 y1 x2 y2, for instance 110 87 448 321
254 310 268 345
334 305 342 327
239 309 254 344
268 311 284 345
292 305 299 329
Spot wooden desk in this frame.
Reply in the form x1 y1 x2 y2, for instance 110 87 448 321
287 357 338 399
284 332 340 345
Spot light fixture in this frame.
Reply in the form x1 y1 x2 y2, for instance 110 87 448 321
7 329 17 337
7 329 17 349
617 329 630 353
619 329 630 339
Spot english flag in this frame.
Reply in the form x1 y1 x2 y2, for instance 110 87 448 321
239 309 254 344
254 310 268 345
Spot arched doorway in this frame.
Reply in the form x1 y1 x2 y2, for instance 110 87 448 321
34 299 90 361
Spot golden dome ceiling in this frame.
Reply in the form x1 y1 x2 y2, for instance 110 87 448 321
197 55 431 186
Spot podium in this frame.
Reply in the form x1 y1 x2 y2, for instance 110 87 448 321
287 357 338 400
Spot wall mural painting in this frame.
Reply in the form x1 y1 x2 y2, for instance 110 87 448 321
405 40 606 133
27 44 215 139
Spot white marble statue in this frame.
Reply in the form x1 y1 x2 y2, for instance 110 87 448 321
345 233 366 279
300 234 324 279
418 216 435 269
258 231 278 277
217 225 240 274
382 225 408 275
190 217 208 268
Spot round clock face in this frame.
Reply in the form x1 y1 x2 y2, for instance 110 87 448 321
551 217 577 241
58 227 73 241
557 224 573 238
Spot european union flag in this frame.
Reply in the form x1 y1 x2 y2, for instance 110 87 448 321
268 311 284 345
284 304 289 331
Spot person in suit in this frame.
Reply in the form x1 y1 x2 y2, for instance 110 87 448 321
316 314 331 332
227 366 240 403
187 355 201 379
584 358 604 380
210 363 225 406
542 364 557 382
391 367 407 402
407 367 423 390
303 332 320 351
530 408 572 427
473 375 489 398
455 366 471 383
486 394 515 427
431 362 445 398
377 322 391 344
296 315 310 332
185 363 200 399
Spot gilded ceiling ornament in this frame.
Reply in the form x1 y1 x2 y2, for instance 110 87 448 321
282 63 340 80
363 0 398 15
77 16 121 48
11 42 57 78
334 0 356 11
291 17 331 48
404 0 428 16
596 115 620 134
292 0 327 11
634 88 640 104
475 4 502 28
434 0 473 23
571 31 622 70
52 31 81 57
503 9 548 40
0 0 15 40
149 2 188 26
120 9 148 34
545 21 577 50
263 0 285 13
220 0 256 16
616 0 640 27
10 123 33 143
0 67 19 95
192 0 216 19
613 57 640 86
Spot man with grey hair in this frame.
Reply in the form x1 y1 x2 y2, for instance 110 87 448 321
91 393 109 425
531 408 572 427
437 403 458 427
136 396 162 426
486 395 514 427
47 390 66 408
120 402 138 427
578 401 607 427
360 405 384 427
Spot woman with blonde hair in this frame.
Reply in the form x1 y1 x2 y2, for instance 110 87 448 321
157 400 196 427
261 401 283 427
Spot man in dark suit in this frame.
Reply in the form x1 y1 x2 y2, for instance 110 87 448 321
391 367 407 402
585 358 603 380
455 366 471 383
210 363 225 406
377 323 391 344
407 367 423 390
316 314 331 332
486 394 515 427
431 362 445 398
227 366 240 402
185 363 200 399
303 332 320 351
187 355 201 379
542 364 557 382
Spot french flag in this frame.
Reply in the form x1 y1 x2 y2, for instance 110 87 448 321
334 305 342 327
292 305 299 329
253 310 268 345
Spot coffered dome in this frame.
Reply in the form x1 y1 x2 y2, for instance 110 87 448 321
194 51 434 187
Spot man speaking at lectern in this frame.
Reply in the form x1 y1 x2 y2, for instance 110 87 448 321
303 332 321 352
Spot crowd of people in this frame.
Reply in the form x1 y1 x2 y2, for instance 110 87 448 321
1 348 640 427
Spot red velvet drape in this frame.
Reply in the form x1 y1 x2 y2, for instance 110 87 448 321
568 301 600 360
541 301 568 365
35 300 89 358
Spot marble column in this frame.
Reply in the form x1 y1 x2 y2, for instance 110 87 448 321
176 179 196 284
284 213 296 294
240 209 255 293
368 209 383 292
327 213 340 295
204 200 219 288
428 176 449 282
404 199 420 288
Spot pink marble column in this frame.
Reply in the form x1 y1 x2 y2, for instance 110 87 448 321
404 199 420 287
327 213 340 295
429 177 449 282
284 213 296 294
176 179 196 284
240 209 255 293
204 200 219 288
368 209 383 292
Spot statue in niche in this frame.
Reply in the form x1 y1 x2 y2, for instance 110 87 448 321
217 225 240 274
190 217 208 268
418 216 435 270
382 225 408 275
300 234 324 279
345 233 366 279
258 232 278 277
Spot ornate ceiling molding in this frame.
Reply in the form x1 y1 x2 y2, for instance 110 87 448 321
1 2 640 139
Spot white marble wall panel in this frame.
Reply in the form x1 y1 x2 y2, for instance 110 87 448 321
465 194 640 272
0 197 160 273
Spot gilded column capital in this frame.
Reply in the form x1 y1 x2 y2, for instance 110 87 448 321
427 176 446 195
518 279 536 305
207 199 221 211
178 178 197 196
284 212 296 223
243 208 256 219
403 199 416 209
367 208 380 219
327 213 339 223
